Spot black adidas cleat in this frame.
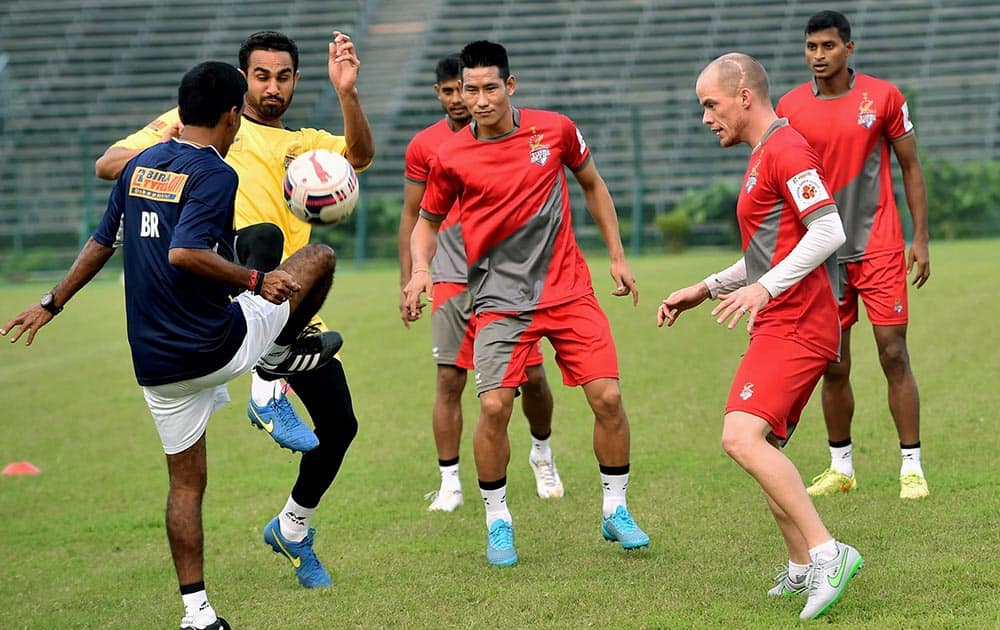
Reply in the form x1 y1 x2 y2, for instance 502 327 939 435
180 615 230 630
256 330 343 381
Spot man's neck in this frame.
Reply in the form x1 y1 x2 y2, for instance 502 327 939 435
815 68 852 98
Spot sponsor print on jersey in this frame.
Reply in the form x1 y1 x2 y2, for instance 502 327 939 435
786 168 831 213
528 126 550 166
128 167 189 203
739 382 755 401
746 154 762 193
576 128 587 155
857 92 876 129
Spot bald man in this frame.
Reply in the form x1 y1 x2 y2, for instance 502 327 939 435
658 53 863 621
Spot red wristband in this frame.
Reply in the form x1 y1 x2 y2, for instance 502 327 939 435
248 270 264 295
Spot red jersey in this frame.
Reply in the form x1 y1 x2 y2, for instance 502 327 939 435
405 118 466 284
777 71 915 262
420 108 593 314
739 120 841 361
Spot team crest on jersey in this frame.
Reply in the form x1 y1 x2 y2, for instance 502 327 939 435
857 92 877 129
528 126 550 166
128 167 188 203
894 299 904 313
786 168 831 212
746 154 763 193
739 382 755 401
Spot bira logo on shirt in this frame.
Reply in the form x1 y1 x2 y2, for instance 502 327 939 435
128 167 188 203
786 168 831 213
857 92 877 129
528 127 550 166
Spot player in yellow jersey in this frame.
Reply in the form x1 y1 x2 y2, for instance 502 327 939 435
95 30 373 590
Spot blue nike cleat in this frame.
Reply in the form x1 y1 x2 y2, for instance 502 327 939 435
486 519 518 567
248 393 319 453
601 505 650 550
263 516 332 588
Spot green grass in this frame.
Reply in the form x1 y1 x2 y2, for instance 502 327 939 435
1 239 998 628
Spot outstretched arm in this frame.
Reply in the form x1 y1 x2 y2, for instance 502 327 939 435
2 238 115 345
573 160 638 305
329 31 374 171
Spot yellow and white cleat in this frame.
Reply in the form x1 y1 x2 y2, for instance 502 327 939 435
806 468 857 497
899 473 930 499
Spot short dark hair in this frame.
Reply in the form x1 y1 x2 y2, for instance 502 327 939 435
435 54 461 83
239 30 299 72
459 40 510 81
806 10 851 43
178 62 247 127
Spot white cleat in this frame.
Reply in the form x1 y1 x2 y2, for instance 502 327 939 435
425 488 464 512
530 456 564 498
800 542 864 620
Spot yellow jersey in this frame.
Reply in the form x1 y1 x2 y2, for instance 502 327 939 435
112 107 369 259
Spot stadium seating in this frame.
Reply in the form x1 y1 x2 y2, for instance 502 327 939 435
1 0 998 267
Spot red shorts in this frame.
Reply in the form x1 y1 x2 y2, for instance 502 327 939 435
725 334 829 443
838 251 908 328
431 282 542 371
473 293 618 394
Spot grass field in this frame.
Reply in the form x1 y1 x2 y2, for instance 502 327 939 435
1 239 998 628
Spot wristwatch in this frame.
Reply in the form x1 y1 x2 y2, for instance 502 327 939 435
40 291 63 316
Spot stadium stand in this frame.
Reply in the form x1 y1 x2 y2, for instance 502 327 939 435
1 0 998 268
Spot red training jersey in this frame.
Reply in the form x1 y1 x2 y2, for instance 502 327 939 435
739 120 841 361
420 108 593 314
405 118 466 284
777 71 915 262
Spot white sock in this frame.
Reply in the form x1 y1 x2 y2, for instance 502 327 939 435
251 371 283 407
808 539 839 564
900 445 924 476
181 590 216 625
259 343 290 368
439 462 461 492
530 434 553 462
788 560 811 581
278 496 316 543
480 485 512 528
829 442 854 476
600 472 629 518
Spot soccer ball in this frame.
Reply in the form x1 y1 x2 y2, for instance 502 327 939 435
283 149 360 225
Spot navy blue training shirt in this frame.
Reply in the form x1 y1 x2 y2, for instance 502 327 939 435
93 139 248 386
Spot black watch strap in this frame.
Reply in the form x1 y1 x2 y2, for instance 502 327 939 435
40 291 63 316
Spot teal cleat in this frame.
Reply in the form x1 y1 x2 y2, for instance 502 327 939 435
601 506 650 550
263 516 332 588
485 520 518 567
248 393 319 453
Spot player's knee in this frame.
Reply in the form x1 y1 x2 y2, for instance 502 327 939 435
521 366 548 396
479 393 513 423
236 223 284 271
878 339 910 374
437 367 467 399
589 383 623 421
824 358 851 383
720 429 751 464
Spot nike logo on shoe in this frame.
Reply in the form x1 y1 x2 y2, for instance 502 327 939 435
269 527 302 568
827 552 849 588
250 407 274 433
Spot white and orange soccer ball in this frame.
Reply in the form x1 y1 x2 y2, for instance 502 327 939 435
283 149 359 225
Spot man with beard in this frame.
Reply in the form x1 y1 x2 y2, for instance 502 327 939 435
95 29 374 590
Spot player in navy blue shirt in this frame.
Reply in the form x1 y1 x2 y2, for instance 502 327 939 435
3 61 342 630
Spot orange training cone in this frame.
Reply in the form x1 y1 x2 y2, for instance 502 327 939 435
2 461 41 475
